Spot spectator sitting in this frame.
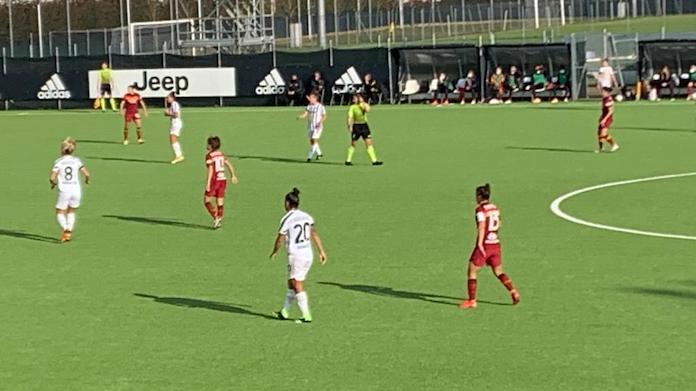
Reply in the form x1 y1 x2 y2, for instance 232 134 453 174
659 66 676 101
431 73 449 106
286 74 304 106
307 71 326 102
688 64 696 101
456 70 478 104
489 66 505 103
504 65 521 104
551 65 570 103
531 64 549 104
362 73 381 104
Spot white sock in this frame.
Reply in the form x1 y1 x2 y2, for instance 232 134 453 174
283 289 296 311
56 214 68 230
295 291 310 318
307 145 316 160
172 142 182 157
66 213 76 231
315 143 322 156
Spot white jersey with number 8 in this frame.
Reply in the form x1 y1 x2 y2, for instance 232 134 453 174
52 155 84 209
278 209 315 259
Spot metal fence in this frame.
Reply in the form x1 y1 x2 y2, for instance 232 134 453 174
0 0 695 57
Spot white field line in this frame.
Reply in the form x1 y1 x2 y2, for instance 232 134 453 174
550 172 696 241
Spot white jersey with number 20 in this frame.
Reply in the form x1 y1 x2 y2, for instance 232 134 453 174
278 209 315 259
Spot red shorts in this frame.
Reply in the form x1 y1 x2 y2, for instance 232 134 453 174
124 112 141 123
205 180 227 198
469 243 502 267
598 116 613 133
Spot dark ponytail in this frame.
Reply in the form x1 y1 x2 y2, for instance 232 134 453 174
285 187 301 208
476 183 491 200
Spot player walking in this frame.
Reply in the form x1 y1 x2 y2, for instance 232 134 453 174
120 84 148 145
165 92 184 164
98 62 117 112
460 184 520 309
597 87 619 153
298 91 326 162
345 93 383 166
270 188 327 323
204 136 239 229
49 138 91 243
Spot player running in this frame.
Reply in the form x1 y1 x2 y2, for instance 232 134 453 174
49 138 91 243
164 92 184 164
345 93 383 166
597 87 619 153
204 136 239 229
98 62 117 112
298 91 326 162
270 188 327 323
460 184 520 309
120 84 148 145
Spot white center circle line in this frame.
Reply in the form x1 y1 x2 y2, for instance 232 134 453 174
550 172 696 241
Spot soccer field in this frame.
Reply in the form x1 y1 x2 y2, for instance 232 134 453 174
1 101 695 390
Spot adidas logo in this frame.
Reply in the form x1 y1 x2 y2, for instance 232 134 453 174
256 68 286 95
37 74 72 99
333 66 362 94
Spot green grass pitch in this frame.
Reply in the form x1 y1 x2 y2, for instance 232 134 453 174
1 101 695 389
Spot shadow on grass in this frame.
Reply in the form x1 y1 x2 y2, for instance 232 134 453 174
78 139 122 145
0 229 58 244
619 286 696 301
319 281 511 306
103 215 211 230
234 155 345 166
87 156 170 164
505 146 595 154
614 126 696 134
134 293 276 320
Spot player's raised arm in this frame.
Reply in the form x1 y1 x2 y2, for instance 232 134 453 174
224 157 238 184
81 166 91 185
269 233 285 260
310 225 327 264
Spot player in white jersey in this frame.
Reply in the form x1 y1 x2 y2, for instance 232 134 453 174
49 138 91 243
597 58 618 92
297 91 327 162
165 92 185 164
270 188 327 323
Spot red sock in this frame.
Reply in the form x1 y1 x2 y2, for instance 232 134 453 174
497 273 515 292
204 202 217 218
216 205 224 219
467 279 477 300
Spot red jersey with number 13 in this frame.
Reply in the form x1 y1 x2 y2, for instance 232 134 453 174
205 150 227 184
475 202 501 245
123 92 142 115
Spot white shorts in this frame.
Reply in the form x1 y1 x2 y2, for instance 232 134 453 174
288 255 313 281
599 79 612 89
170 119 183 136
308 127 323 140
56 190 81 210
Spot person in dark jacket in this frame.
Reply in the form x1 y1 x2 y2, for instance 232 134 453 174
286 74 304 106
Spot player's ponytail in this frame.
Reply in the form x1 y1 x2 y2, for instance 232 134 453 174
476 183 491 200
61 137 76 155
285 187 301 208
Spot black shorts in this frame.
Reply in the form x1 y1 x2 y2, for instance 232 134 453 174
352 123 372 141
100 83 112 95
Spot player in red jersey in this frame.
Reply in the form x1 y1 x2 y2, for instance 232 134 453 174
597 87 619 153
460 184 520 309
204 136 239 229
120 84 148 145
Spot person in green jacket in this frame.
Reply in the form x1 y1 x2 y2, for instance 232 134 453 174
345 94 383 166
